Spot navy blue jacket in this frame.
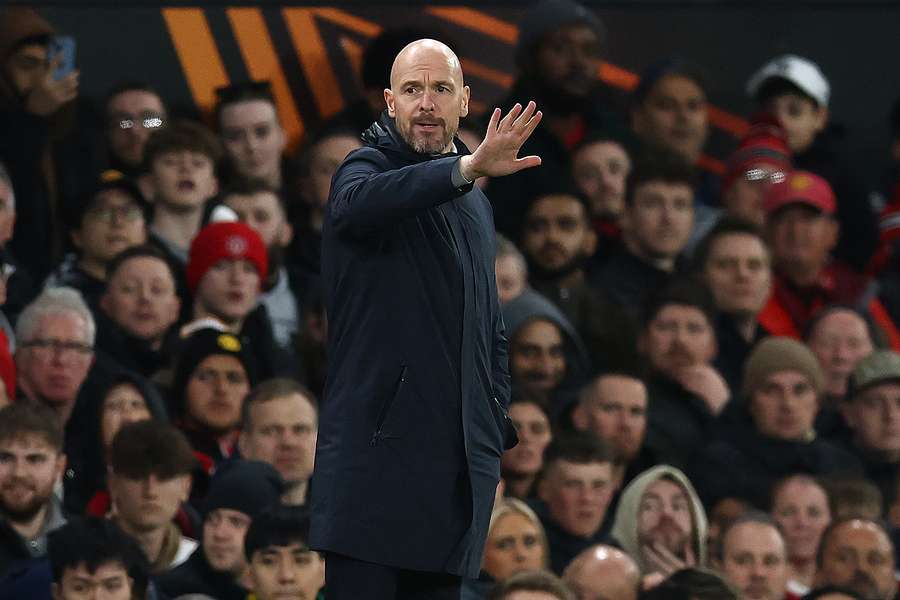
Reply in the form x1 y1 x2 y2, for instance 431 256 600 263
309 113 516 578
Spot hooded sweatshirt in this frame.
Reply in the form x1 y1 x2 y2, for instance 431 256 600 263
610 464 708 574
502 288 591 416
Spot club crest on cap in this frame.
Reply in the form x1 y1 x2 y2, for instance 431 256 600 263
790 173 811 190
217 334 241 352
225 235 248 256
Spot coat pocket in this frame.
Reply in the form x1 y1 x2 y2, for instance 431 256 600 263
490 396 519 451
371 365 408 446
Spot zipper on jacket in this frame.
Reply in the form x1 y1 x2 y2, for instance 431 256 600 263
371 365 408 446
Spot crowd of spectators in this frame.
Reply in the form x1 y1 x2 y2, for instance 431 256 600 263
1 1 900 599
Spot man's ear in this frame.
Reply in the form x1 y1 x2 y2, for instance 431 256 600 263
178 474 192 502
826 217 840 253
460 85 470 118
277 221 294 247
384 89 395 117
814 106 829 134
582 227 597 257
55 453 67 482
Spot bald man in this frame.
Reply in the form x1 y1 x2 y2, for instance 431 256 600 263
563 545 641 600
309 39 543 599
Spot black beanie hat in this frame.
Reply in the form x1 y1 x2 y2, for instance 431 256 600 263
203 460 285 520
169 327 260 418
515 0 606 68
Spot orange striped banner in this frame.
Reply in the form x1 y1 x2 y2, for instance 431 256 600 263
161 8 229 116
283 8 346 121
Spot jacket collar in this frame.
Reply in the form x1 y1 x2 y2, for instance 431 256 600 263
361 111 470 165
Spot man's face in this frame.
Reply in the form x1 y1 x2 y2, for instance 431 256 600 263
384 43 470 155
0 179 16 246
4 43 48 98
521 195 596 278
150 151 217 209
702 233 772 317
220 100 286 184
304 135 361 209
819 520 896 600
502 402 552 477
766 93 827 154
99 383 152 452
204 507 252 575
640 305 716 380
808 310 874 398
185 354 250 435
632 74 709 164
108 472 190 531
637 478 694 561
576 375 647 462
721 522 788 600
0 434 64 522
539 459 614 538
767 205 838 278
534 23 602 102
750 370 818 441
101 256 180 344
224 191 291 250
106 90 167 168
250 543 325 600
195 259 261 325
722 163 785 226
52 561 132 600
844 382 900 455
16 313 94 408
240 394 317 485
509 319 566 397
72 190 147 266
495 254 527 305
623 181 694 262
572 140 631 220
483 512 546 582
771 477 831 561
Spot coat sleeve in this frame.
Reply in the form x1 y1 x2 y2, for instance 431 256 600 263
327 149 473 238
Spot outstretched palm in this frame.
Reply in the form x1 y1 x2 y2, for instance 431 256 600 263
460 101 542 180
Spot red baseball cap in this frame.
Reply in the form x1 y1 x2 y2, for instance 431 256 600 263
764 170 836 217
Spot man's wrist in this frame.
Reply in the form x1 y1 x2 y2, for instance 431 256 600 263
458 155 478 183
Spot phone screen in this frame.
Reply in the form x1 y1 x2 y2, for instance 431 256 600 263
50 36 76 81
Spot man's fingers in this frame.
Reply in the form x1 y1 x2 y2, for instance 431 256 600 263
521 110 543 140
498 103 522 132
487 108 502 135
511 100 536 130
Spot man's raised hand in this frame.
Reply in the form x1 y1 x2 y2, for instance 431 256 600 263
459 101 542 181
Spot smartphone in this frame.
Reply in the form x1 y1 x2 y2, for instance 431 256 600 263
49 36 76 81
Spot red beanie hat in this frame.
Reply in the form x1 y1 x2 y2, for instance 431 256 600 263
186 222 268 295
722 113 792 193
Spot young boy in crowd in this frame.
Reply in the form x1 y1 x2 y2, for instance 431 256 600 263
144 119 221 265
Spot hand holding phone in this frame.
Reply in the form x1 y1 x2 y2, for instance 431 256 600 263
24 36 79 117
49 36 76 81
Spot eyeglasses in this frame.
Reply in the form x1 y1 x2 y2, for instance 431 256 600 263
744 168 786 185
85 204 144 223
110 112 165 131
22 338 93 359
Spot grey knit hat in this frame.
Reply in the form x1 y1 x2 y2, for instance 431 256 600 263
742 337 824 398
515 0 606 68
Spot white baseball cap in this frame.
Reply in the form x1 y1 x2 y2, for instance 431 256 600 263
746 54 830 107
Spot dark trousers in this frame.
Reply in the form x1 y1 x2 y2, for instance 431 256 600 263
324 552 462 600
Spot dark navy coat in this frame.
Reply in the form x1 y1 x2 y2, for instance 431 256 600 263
309 113 515 578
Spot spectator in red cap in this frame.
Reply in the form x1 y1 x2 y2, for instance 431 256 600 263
186 221 294 378
187 220 267 331
758 171 900 348
720 115 793 228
